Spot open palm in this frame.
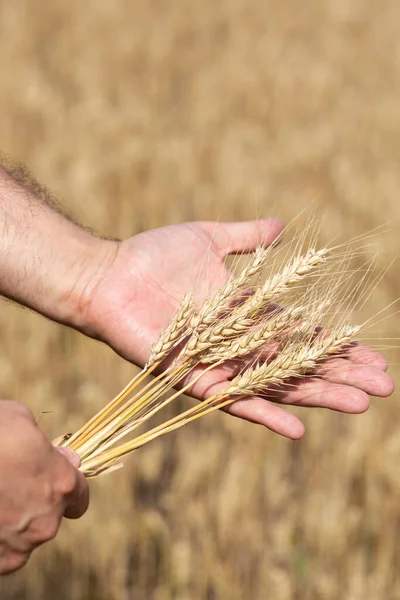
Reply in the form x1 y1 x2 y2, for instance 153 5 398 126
84 219 394 439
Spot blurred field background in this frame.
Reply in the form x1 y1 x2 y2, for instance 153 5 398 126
1 1 400 599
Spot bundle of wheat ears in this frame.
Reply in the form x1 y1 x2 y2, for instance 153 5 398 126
57 227 387 478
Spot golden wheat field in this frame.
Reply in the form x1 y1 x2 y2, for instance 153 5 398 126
1 1 400 599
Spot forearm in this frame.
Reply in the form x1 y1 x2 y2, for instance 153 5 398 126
0 164 118 328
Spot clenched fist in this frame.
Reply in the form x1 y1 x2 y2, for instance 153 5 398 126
0 401 89 575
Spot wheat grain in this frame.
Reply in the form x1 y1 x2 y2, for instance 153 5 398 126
188 245 270 331
223 324 359 397
200 305 307 363
179 248 329 361
147 293 195 366
235 248 328 319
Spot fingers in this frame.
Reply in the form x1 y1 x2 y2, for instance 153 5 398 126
185 356 393 402
179 362 239 399
316 359 394 397
266 378 371 413
226 396 305 439
0 550 29 576
346 343 388 371
21 515 61 548
195 376 305 439
180 363 305 438
182 355 392 416
53 447 89 520
197 219 284 255
63 469 89 520
56 446 81 468
1 400 37 424
179 342 392 434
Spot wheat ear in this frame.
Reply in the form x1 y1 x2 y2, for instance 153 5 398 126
235 248 329 320
200 305 307 363
79 324 359 476
180 249 328 361
224 324 359 396
147 293 195 367
188 245 270 331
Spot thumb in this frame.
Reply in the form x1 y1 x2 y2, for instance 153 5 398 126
197 218 284 255
56 446 81 469
55 447 90 519
63 469 90 520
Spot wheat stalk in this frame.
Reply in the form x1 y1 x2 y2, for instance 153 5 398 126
78 324 358 477
57 237 375 478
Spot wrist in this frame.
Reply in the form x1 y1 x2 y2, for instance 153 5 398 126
0 166 120 329
58 233 120 333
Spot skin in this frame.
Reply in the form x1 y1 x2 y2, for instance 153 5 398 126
0 401 88 575
0 165 394 573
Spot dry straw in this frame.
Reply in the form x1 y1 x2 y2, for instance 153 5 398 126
58 227 382 478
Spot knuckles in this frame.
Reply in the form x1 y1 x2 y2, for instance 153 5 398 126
0 552 30 575
27 513 62 545
12 400 33 417
1 400 35 422
35 518 60 544
0 403 82 576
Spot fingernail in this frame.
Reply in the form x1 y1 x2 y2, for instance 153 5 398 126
56 447 81 468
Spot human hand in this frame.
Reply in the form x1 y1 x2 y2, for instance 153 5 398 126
0 168 392 438
0 165 392 438
74 220 394 439
0 401 89 575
